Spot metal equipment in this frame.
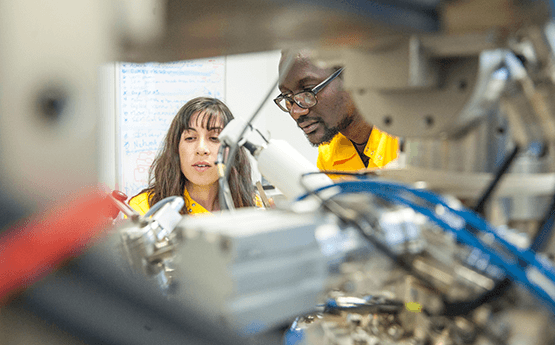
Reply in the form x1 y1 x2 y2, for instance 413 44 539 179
116 174 555 344
5 1 555 345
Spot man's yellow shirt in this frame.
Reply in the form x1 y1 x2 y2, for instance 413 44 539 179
317 126 399 173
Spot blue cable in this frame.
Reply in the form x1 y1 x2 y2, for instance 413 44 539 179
298 179 555 315
283 317 304 345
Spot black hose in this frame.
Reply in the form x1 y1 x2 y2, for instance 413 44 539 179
531 191 555 252
242 141 258 155
474 145 519 216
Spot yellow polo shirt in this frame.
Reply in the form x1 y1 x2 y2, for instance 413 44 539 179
317 127 399 172
129 188 210 216
129 188 264 216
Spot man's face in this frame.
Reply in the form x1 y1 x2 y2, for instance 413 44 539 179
278 56 355 146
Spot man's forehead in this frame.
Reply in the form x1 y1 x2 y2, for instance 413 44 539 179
279 58 328 91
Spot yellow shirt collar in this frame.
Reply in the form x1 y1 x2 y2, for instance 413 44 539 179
328 127 394 168
183 187 212 216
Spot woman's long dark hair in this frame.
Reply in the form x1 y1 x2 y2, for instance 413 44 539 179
136 97 255 214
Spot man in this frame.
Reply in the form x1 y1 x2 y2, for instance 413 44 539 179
275 51 399 172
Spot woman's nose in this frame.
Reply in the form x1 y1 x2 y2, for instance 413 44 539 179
196 137 209 155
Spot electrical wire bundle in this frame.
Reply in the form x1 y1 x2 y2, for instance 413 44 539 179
297 172 555 317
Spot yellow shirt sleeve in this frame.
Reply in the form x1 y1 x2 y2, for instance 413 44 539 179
128 192 151 216
316 150 326 171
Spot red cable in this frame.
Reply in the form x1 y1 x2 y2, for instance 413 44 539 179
0 188 115 305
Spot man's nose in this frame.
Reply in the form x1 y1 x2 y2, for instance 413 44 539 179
289 103 310 121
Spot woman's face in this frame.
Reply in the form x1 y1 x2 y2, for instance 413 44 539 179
179 111 224 188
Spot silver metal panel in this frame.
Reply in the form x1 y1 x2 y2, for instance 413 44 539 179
0 0 117 209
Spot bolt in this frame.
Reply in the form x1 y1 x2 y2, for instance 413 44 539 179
425 115 434 128
36 85 68 123
383 115 392 126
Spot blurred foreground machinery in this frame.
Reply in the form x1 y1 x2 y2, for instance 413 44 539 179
118 176 555 345
5 1 555 345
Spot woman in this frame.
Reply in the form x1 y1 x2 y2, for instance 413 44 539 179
129 97 255 215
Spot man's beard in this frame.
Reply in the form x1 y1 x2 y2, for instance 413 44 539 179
307 114 354 147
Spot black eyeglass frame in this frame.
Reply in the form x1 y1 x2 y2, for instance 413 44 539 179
273 67 345 113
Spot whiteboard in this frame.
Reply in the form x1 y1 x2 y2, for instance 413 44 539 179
118 58 225 198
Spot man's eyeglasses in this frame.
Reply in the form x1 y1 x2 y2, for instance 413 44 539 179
274 67 344 113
